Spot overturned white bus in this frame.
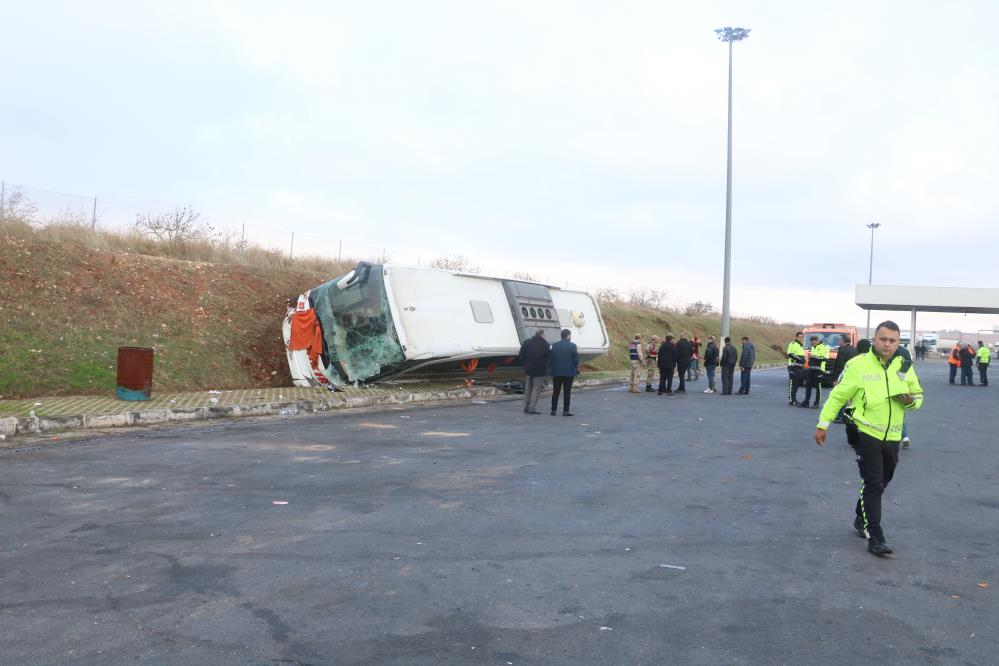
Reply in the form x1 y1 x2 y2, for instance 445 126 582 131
282 263 609 389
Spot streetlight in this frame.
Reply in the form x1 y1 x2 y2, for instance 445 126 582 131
865 222 881 338
714 26 750 340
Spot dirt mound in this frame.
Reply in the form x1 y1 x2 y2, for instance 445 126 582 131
0 234 327 398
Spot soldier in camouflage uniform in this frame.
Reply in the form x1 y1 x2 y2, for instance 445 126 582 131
628 334 645 393
645 335 660 392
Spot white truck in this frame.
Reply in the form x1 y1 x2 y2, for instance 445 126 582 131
283 263 610 388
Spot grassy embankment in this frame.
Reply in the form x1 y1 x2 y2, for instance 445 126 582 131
583 302 797 373
0 221 797 398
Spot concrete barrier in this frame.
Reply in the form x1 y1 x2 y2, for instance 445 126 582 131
2 375 631 439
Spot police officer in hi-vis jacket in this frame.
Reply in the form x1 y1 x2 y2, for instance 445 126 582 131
786 331 806 406
814 320 923 557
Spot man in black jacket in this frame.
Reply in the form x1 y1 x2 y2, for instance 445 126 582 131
720 336 737 395
657 335 677 395
702 335 719 393
832 334 856 382
737 336 756 394
519 329 550 414
675 337 693 393
959 344 976 386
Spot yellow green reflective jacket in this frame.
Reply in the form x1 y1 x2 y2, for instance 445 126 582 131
810 343 830 372
817 350 923 442
787 340 805 366
978 346 991 364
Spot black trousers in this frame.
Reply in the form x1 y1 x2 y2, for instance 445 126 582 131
803 369 823 405
949 364 958 383
720 365 734 394
676 362 690 391
658 365 675 393
980 363 989 386
551 376 573 412
961 365 974 385
738 367 752 393
787 366 804 402
853 432 900 541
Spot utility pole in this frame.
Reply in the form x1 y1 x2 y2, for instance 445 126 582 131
865 222 881 338
91 197 97 230
714 26 751 341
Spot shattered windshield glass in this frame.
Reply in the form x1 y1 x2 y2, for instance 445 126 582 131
310 264 406 383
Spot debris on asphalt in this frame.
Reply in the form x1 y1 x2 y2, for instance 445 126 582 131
660 564 686 570
978 582 990 589
207 390 222 394
272 500 289 505
600 626 613 631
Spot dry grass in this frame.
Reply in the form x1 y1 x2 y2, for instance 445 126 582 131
0 217 353 275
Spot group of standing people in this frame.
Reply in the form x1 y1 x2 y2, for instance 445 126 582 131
786 332 853 408
629 333 757 396
518 328 580 416
947 342 991 387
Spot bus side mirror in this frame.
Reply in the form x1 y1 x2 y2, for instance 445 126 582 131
336 271 358 290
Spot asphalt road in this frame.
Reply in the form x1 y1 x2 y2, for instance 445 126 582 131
1 361 996 665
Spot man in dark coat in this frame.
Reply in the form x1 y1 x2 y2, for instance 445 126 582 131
549 329 579 416
518 329 550 414
720 336 737 395
831 333 857 422
675 337 693 393
702 335 719 393
832 333 856 382
737 336 756 394
657 335 677 395
959 344 976 386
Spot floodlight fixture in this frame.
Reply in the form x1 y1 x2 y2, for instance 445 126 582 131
715 27 751 42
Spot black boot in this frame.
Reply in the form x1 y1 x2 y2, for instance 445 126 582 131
868 537 893 556
853 516 867 538
645 384 654 392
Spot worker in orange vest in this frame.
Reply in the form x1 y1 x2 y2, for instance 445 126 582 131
948 344 961 384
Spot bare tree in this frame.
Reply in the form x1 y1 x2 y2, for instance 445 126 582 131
510 271 539 282
0 189 39 223
647 289 670 311
684 300 714 316
430 254 480 273
135 206 214 243
596 287 622 304
628 288 649 307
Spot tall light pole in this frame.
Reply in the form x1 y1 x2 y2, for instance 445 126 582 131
865 222 881 338
715 26 750 340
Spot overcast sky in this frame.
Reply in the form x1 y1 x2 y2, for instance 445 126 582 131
2 1 997 332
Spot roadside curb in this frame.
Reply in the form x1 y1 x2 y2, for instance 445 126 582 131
2 376 627 440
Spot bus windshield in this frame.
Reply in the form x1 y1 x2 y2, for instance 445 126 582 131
310 263 406 383
804 332 847 351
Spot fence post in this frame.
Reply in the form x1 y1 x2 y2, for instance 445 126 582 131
337 240 342 262
91 197 97 230
289 232 295 259
0 181 5 221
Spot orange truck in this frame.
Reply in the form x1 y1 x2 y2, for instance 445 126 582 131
802 323 859 386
